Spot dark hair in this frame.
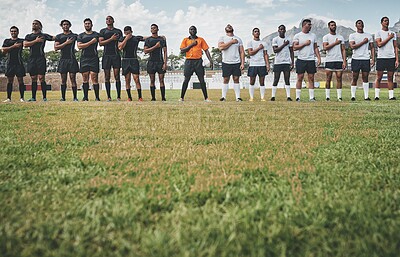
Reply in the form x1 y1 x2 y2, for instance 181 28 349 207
252 27 260 33
302 19 311 27
381 16 389 23
106 15 114 22
124 26 132 32
60 19 71 27
10 26 19 32
328 20 336 27
33 20 43 30
355 19 363 25
278 24 286 30
84 18 92 24
151 24 158 29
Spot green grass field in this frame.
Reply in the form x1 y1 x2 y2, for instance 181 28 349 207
1 88 399 257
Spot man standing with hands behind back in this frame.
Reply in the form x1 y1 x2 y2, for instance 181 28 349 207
179 25 213 102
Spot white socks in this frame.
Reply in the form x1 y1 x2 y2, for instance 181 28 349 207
309 89 314 100
296 89 301 100
272 86 277 97
325 89 330 99
363 82 369 99
337 89 342 99
285 85 291 98
260 85 266 99
249 85 255 99
222 84 229 98
351 86 357 98
234 83 240 99
375 88 380 99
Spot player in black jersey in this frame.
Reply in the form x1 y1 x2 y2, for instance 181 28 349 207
2 26 26 102
77 18 101 101
99 16 123 101
23 20 55 102
118 26 145 101
54 20 79 101
144 24 167 101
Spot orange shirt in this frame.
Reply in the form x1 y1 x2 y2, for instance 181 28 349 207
180 36 209 59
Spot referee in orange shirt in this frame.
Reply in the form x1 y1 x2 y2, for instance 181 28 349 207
179 26 213 101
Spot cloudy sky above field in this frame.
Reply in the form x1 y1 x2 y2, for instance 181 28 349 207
1 0 399 53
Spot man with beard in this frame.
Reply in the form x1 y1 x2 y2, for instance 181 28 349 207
374 16 399 100
24 20 55 102
144 24 167 101
322 21 346 101
246 27 270 102
54 19 79 101
218 24 245 102
77 18 101 101
2 26 26 102
179 25 213 102
99 16 123 101
271 25 294 101
118 26 145 101
293 19 321 101
349 19 375 101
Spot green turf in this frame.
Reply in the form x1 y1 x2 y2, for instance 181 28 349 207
0 89 399 257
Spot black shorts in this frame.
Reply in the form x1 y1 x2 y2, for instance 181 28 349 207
27 57 46 76
247 66 268 77
57 59 79 74
102 55 121 70
295 59 316 74
222 63 241 77
273 64 291 73
351 59 370 73
325 61 343 71
5 64 25 77
147 61 165 74
80 56 100 73
122 58 140 75
376 58 396 72
184 59 204 77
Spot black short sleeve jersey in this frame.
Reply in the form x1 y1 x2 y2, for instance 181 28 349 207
24 32 54 58
99 27 123 56
77 31 100 58
2 38 24 65
55 32 78 59
144 36 167 62
119 35 144 59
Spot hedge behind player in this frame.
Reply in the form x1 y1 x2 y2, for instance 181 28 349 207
23 20 55 102
54 20 79 101
2 26 26 102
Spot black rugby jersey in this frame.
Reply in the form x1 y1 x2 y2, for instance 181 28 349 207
2 38 24 65
144 36 167 62
55 32 78 59
119 35 144 59
24 32 53 58
99 27 123 56
77 31 100 58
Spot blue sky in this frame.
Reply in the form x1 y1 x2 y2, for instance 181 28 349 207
1 0 399 53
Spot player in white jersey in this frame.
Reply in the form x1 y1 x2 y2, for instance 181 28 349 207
349 20 375 101
293 19 321 101
218 24 245 102
322 21 346 101
374 16 399 100
246 28 270 101
271 25 294 101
